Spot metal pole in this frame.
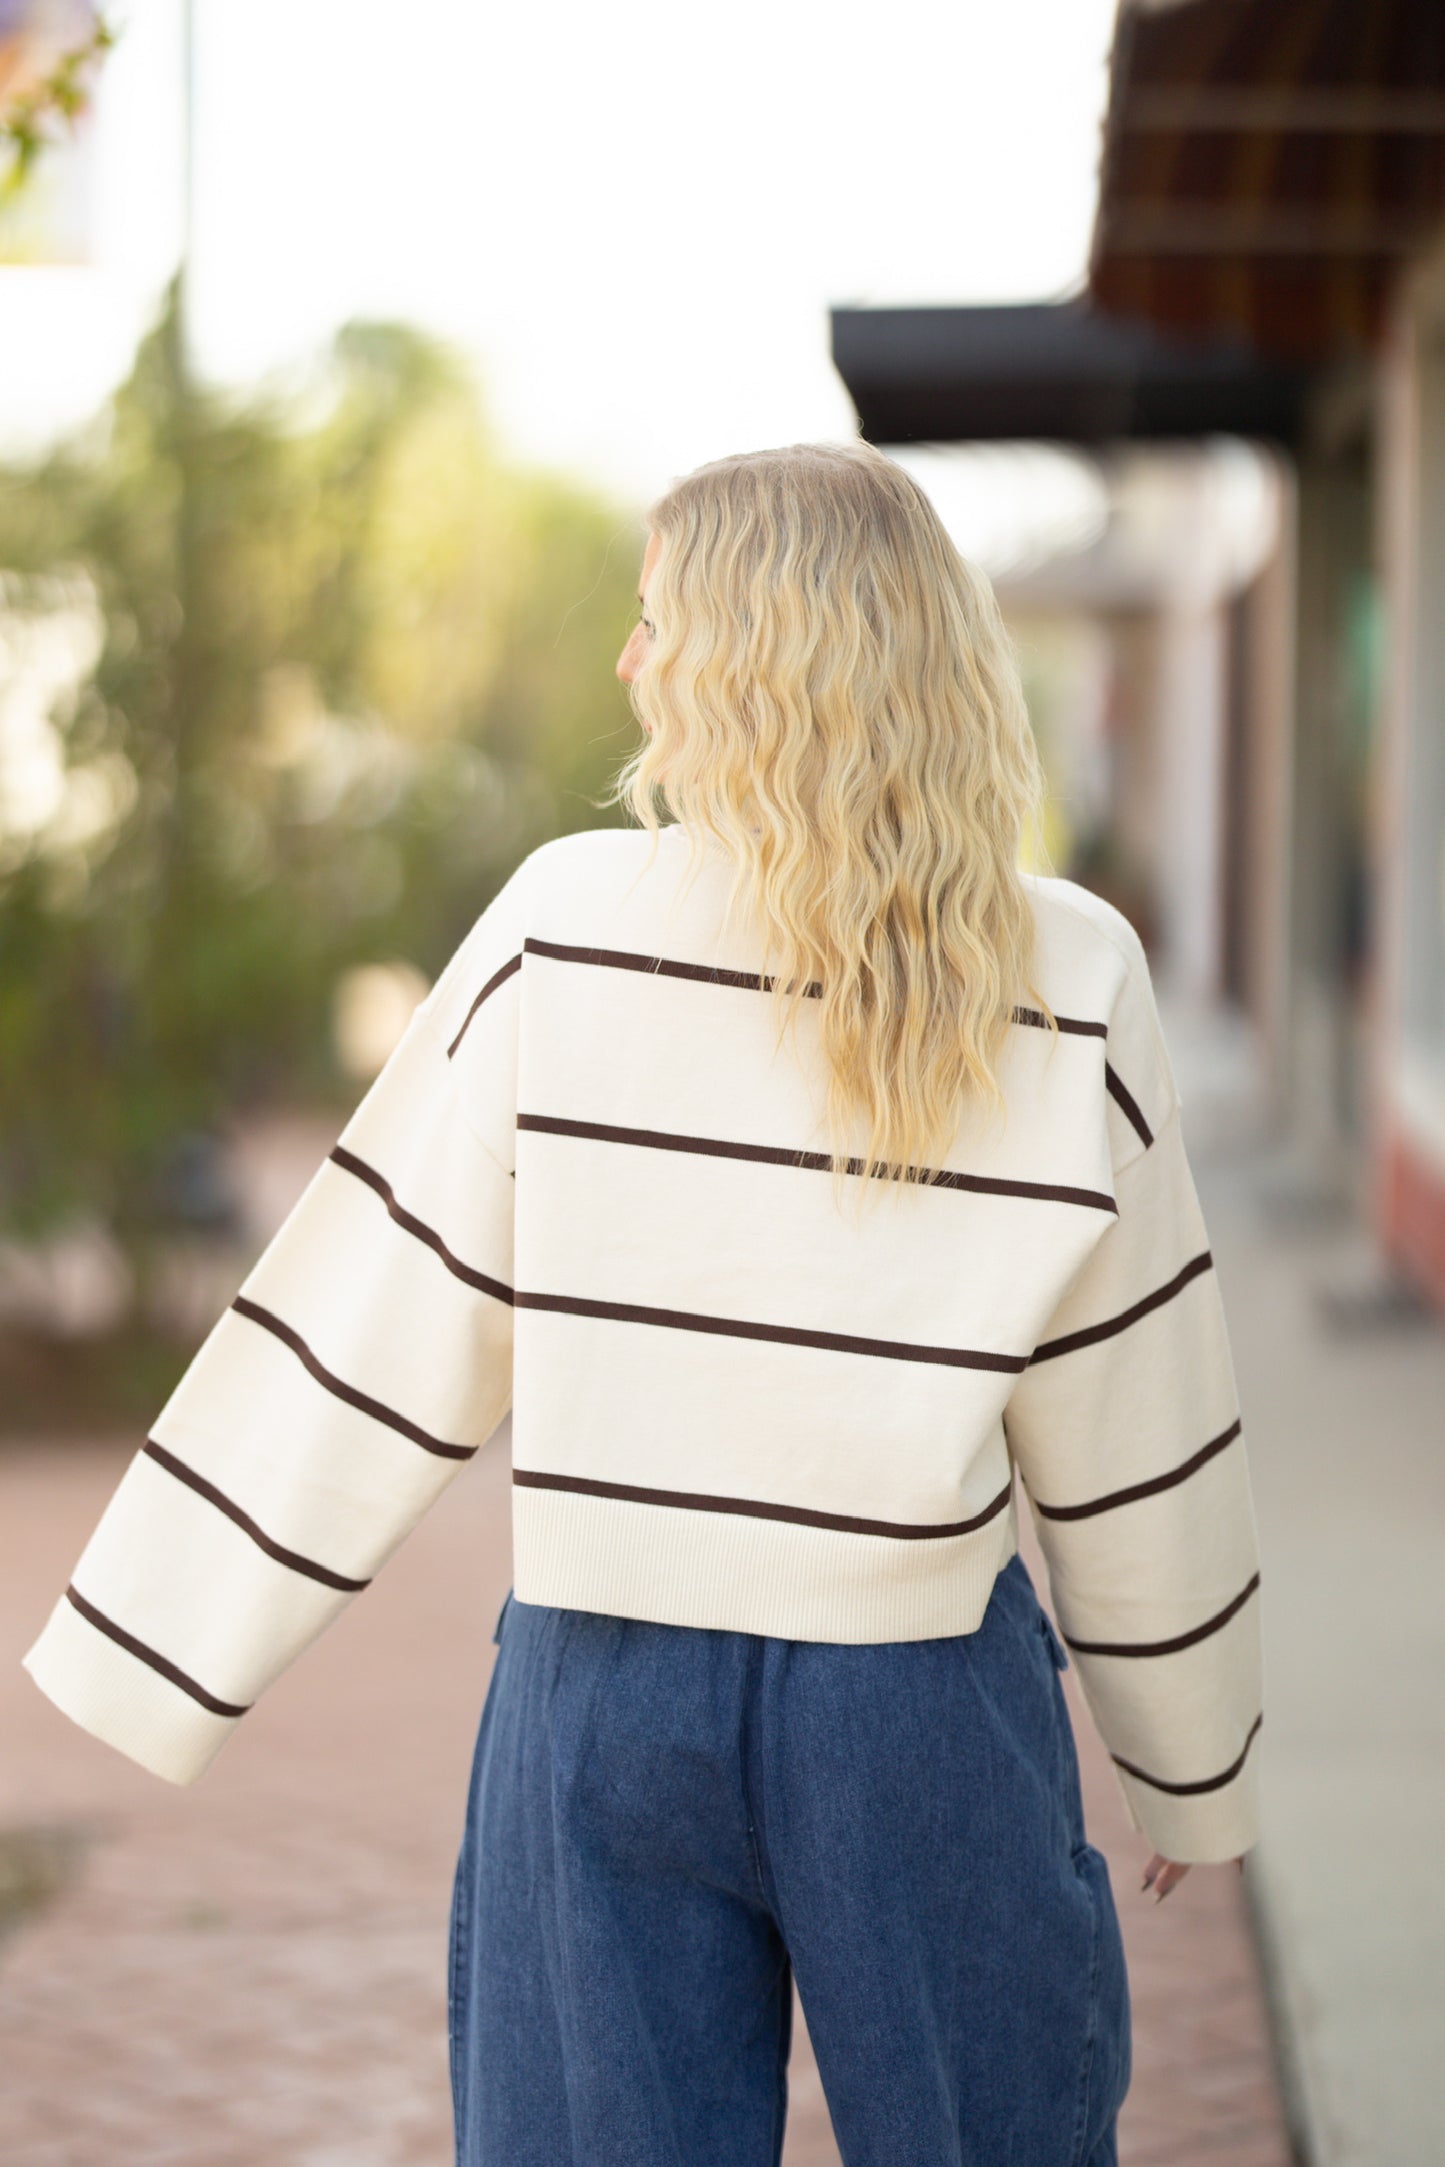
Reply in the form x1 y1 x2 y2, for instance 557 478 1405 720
176 0 194 376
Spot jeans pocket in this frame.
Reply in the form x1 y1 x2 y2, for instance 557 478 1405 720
446 1834 473 2131
1040 1606 1071 1671
1035 1605 1087 1854
1069 1842 1132 2163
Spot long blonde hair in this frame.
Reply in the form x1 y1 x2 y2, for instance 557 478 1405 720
601 439 1058 1217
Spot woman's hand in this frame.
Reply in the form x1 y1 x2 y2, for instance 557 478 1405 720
1140 1852 1246 1902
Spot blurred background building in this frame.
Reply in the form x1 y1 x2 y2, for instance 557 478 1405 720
836 0 1445 1321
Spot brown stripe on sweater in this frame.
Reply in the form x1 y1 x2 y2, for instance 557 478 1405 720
1062 1571 1260 1659
520 937 1107 1040
141 1440 372 1594
1111 1711 1263 1796
1014 1005 1107 1039
514 1467 1015 1540
230 1297 478 1461
446 950 522 1057
1028 1250 1214 1363
524 935 811 996
64 1585 251 1719
1031 1416 1243 1521
1106 1062 1154 1149
516 1112 1117 1215
511 1288 1030 1373
328 1146 515 1301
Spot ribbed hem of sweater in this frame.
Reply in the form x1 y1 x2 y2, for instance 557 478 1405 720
511 1484 1023 1644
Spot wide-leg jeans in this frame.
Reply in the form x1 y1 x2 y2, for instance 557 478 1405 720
446 1549 1132 2166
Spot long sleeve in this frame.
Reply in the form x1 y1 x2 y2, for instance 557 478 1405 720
1003 923 1264 1864
21 850 535 1786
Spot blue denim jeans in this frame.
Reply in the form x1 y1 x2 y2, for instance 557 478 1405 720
447 1549 1131 2166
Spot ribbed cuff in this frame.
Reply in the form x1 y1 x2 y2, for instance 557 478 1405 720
20 1595 238 1787
1111 1744 1262 1864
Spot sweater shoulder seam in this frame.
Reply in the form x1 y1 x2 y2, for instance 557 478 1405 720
412 984 516 1185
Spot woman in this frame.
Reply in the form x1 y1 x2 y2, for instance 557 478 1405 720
23 441 1262 2166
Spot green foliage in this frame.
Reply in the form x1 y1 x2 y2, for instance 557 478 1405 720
0 287 643 1294
0 12 118 206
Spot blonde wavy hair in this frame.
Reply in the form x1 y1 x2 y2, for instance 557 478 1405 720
601 439 1058 1219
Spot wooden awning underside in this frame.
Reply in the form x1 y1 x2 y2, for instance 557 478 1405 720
1089 0 1445 353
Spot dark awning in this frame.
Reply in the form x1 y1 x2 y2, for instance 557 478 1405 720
1090 0 1445 353
830 299 1314 449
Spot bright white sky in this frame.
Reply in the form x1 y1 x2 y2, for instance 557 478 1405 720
0 0 1119 510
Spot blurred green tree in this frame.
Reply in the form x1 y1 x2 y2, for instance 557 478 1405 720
0 286 641 1321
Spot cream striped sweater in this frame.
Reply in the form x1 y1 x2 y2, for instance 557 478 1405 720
22 823 1263 1862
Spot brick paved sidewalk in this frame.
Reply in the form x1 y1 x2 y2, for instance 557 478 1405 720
0 1429 1291 2166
